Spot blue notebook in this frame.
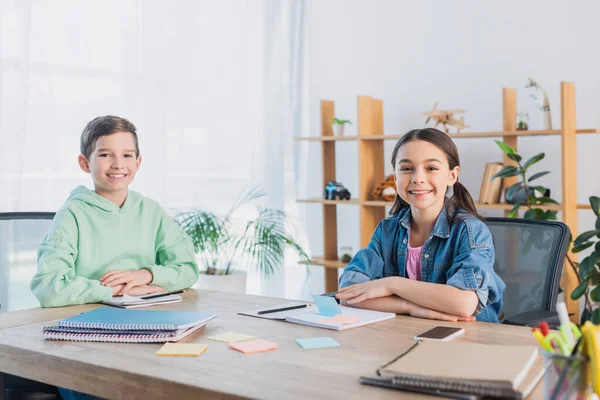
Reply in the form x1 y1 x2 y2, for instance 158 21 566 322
57 307 218 331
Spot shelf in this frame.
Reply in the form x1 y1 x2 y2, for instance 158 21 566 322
301 256 347 269
298 198 592 211
297 198 361 205
295 128 599 141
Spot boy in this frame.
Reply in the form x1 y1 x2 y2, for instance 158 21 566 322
31 116 199 307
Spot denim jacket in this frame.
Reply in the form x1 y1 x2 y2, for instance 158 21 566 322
339 205 506 323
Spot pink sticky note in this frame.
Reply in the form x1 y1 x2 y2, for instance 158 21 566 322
320 314 360 325
228 339 278 354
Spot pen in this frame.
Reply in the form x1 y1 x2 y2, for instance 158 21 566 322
257 304 309 315
556 302 575 347
140 290 185 300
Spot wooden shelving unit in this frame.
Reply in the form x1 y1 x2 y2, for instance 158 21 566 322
297 81 595 319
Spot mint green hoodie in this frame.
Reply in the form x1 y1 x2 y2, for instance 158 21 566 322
31 186 199 307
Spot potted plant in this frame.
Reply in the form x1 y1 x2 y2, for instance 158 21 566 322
174 188 309 293
331 117 352 136
569 196 600 324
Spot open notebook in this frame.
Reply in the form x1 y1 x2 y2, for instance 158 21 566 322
369 340 544 399
239 302 395 331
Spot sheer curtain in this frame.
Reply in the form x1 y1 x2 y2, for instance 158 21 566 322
0 0 308 297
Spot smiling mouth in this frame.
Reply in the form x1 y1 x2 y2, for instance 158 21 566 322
107 174 127 179
409 190 432 194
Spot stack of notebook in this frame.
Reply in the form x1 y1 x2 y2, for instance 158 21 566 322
361 340 545 399
43 307 218 343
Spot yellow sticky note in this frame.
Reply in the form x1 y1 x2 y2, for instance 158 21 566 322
206 331 255 343
156 343 208 357
228 339 278 354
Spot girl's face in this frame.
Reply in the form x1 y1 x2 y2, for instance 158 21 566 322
394 139 459 214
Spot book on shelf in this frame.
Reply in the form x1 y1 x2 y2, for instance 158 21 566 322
478 162 504 204
363 340 545 399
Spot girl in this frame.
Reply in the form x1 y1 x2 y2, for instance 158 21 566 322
336 128 505 323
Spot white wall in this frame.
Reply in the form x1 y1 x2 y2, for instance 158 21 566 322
299 0 600 284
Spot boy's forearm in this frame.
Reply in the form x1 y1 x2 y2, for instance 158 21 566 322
388 277 478 317
31 275 112 308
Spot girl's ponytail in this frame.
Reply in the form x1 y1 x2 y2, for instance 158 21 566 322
389 193 409 217
446 180 482 223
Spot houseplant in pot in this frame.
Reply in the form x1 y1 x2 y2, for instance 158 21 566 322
331 117 352 136
175 188 309 293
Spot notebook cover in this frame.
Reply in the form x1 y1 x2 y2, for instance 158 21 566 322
57 307 217 331
44 323 205 343
285 306 395 331
101 294 183 308
380 341 538 390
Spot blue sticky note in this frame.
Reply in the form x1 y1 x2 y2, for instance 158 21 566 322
296 337 340 350
311 294 341 317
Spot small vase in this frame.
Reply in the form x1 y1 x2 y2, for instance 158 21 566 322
333 124 345 136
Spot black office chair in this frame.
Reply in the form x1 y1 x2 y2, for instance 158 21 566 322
0 212 60 400
485 217 570 328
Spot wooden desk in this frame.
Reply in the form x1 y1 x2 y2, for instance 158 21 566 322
0 290 543 399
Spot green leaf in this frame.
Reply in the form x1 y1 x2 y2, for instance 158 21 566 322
523 153 545 171
596 217 600 231
579 253 599 278
491 166 520 180
591 285 600 302
572 242 594 253
596 242 600 253
591 196 600 216
593 308 600 325
507 203 520 218
495 140 517 155
507 153 522 162
591 267 600 285
574 230 600 247
528 171 550 182
523 209 535 220
581 308 591 325
505 182 523 202
534 196 559 205
571 277 589 300
545 210 559 220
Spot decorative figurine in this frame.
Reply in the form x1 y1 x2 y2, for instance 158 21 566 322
372 174 397 201
324 181 351 200
421 103 470 134
526 78 552 130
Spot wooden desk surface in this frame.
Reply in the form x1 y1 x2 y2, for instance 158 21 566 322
0 290 543 399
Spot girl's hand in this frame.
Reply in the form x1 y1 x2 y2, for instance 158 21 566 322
117 284 166 297
336 279 395 304
100 269 153 293
111 284 126 296
408 302 476 322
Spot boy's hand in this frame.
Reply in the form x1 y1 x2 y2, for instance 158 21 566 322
336 278 394 304
118 284 166 297
100 269 153 294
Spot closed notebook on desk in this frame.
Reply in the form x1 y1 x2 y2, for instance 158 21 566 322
57 307 218 331
285 306 395 331
377 340 542 399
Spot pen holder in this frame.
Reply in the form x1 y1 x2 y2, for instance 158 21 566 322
542 350 592 400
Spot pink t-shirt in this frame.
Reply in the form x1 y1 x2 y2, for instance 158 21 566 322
406 243 422 281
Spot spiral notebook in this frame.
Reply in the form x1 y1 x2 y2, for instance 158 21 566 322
56 307 217 330
43 323 205 343
43 307 218 343
370 340 543 399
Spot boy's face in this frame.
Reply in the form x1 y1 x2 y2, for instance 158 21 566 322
78 131 142 197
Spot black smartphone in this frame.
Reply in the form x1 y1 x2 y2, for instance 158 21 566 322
414 326 465 342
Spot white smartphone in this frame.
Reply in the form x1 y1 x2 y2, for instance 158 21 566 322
414 326 465 342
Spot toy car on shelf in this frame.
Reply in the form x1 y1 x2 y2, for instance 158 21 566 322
324 181 351 200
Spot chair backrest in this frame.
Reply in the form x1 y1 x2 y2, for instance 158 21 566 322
0 212 55 312
484 217 570 320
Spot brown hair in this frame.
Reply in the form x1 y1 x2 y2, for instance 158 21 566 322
80 115 139 159
389 128 482 223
